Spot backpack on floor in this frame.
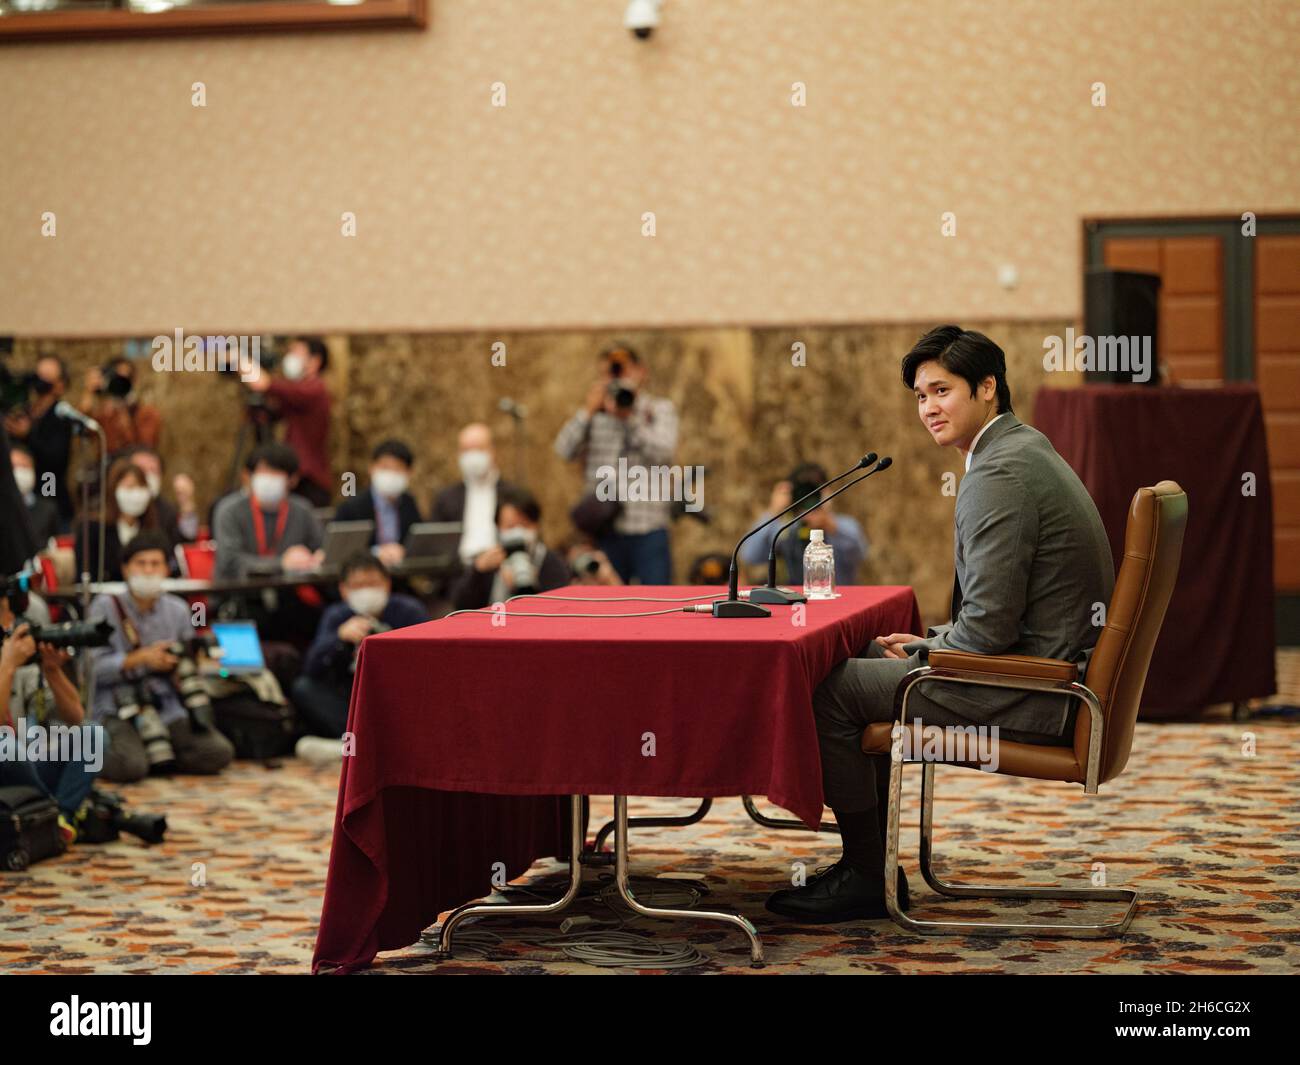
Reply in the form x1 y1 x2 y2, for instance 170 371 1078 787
211 695 297 760
0 785 65 872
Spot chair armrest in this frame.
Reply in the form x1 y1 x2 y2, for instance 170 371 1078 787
927 649 1079 683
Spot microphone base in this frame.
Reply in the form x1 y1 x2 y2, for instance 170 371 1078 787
748 586 807 606
711 599 772 618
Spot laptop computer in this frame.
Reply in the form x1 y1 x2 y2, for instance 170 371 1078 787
204 621 266 676
403 521 462 562
318 520 375 570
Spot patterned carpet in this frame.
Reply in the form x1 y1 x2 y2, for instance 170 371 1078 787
2 690 1298 975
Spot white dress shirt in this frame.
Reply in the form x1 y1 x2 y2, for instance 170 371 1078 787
458 471 500 563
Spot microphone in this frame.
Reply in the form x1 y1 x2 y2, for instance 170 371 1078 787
750 456 893 605
498 397 528 420
711 452 877 619
53 401 101 436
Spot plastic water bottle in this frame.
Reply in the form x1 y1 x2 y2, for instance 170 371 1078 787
803 528 836 600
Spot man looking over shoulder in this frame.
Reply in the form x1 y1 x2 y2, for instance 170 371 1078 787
766 325 1115 924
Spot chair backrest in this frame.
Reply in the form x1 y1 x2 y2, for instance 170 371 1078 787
1073 480 1187 784
179 541 217 581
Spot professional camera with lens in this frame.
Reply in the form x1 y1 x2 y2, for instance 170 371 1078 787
499 527 539 595
112 683 178 774
606 361 637 410
1 574 114 663
79 787 167 846
165 634 218 734
572 551 602 579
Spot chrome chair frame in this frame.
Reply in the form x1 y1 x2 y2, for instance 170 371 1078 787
882 664 1138 937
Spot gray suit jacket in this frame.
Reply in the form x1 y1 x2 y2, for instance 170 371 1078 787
213 491 323 580
907 414 1115 736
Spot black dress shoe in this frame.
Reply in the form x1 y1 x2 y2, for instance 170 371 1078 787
766 862 911 923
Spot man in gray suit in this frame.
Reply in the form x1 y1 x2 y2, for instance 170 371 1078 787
767 325 1115 923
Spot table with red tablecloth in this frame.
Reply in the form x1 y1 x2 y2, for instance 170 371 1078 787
1034 385 1276 713
312 584 922 973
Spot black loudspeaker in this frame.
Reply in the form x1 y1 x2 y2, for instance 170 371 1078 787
1083 268 1161 385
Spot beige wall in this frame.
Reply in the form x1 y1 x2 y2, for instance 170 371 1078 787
2 0 1296 336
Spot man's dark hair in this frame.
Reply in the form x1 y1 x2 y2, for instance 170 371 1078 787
600 342 641 366
495 486 541 525
294 336 329 372
372 438 414 467
340 551 388 584
901 325 1013 414
249 442 300 477
121 530 172 567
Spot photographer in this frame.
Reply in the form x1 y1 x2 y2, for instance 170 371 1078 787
2 355 74 529
450 487 570 610
739 462 869 586
563 536 624 587
242 337 333 508
0 593 102 844
554 344 678 584
291 553 427 738
10 443 59 549
87 531 234 782
76 356 162 455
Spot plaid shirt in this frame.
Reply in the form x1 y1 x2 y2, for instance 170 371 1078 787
554 393 679 535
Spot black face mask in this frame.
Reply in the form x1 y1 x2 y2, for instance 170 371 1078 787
105 373 133 399
31 377 54 396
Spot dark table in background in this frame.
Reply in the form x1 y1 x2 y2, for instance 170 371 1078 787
1034 385 1276 715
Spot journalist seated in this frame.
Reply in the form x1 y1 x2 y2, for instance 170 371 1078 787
87 531 235 783
213 442 323 580
333 438 423 568
291 553 428 738
449 487 570 611
0 592 103 844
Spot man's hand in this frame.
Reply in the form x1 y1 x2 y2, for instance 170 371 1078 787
281 545 318 572
129 641 179 673
4 409 31 439
473 545 506 573
875 632 925 660
38 643 72 675
375 542 405 567
0 623 36 671
803 503 838 535
769 480 794 516
244 367 272 394
338 616 373 644
584 380 607 416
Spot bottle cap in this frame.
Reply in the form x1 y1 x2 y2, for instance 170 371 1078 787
810 529 824 542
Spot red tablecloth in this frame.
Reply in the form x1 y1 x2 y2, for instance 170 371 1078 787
312 584 922 973
1034 385 1276 712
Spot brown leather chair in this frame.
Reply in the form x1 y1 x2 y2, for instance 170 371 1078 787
860 480 1187 937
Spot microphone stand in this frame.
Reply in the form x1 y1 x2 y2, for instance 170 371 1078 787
711 452 876 619
750 456 893 605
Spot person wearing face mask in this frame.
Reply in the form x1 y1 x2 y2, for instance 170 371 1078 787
432 423 524 566
75 459 174 583
554 343 679 585
334 439 423 567
118 443 198 544
77 356 162 456
3 355 75 529
243 336 333 508
291 553 428 739
9 443 59 549
213 443 323 581
449 488 570 611
86 532 235 782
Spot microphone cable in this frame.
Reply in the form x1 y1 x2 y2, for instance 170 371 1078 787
442 606 706 620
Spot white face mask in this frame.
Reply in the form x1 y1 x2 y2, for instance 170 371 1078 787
127 572 165 601
13 466 35 495
251 472 288 508
371 468 409 499
345 587 389 618
458 449 492 482
281 353 306 381
145 471 162 498
115 485 151 518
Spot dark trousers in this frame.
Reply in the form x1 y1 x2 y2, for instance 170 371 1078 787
290 674 353 738
0 733 103 818
100 714 235 783
598 527 671 585
812 641 1072 813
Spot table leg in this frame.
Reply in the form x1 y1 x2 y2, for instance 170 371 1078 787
612 795 765 969
433 793 585 959
587 797 714 859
